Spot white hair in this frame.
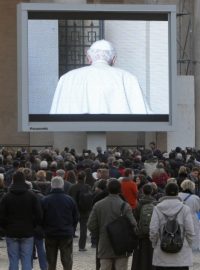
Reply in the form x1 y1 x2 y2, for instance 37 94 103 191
87 39 116 64
51 176 64 189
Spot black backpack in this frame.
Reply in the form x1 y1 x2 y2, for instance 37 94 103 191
78 185 93 212
160 206 184 253
138 202 154 236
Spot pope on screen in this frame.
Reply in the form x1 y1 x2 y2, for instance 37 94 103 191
50 39 148 114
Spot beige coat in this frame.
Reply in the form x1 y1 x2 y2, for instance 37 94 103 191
87 194 137 258
150 196 195 267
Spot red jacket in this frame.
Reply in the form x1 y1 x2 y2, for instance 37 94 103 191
121 178 138 209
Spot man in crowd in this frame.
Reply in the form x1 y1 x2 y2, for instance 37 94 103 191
0 171 43 270
69 171 93 251
87 179 137 270
42 176 79 270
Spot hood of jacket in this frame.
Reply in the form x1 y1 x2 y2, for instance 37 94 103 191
9 183 29 195
156 196 184 217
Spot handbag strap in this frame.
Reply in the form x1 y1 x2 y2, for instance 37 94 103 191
183 194 192 202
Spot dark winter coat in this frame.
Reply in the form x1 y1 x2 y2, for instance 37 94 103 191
42 188 79 238
0 183 43 238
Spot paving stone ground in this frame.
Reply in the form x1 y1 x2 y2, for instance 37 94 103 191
0 232 200 270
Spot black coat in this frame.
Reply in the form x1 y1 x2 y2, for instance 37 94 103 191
42 188 79 238
0 183 43 238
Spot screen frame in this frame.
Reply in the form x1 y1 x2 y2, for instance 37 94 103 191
17 3 177 132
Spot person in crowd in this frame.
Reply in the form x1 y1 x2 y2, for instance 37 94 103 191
50 39 148 115
132 183 155 270
66 170 77 184
49 161 58 177
84 167 96 188
0 173 6 240
0 171 43 270
95 146 107 163
23 167 34 182
69 170 93 251
179 179 200 251
108 158 121 179
188 167 200 196
87 179 137 270
150 182 195 270
81 152 94 169
93 168 110 190
135 174 149 197
39 160 52 182
151 166 169 191
33 170 51 195
143 154 158 179
120 168 138 212
176 166 188 189
56 169 72 195
0 173 6 201
42 176 78 270
4 160 20 187
25 181 48 270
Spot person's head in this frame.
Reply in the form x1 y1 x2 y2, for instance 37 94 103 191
77 171 86 183
142 184 153 195
107 178 121 194
96 146 102 153
56 169 65 179
51 176 64 189
96 179 107 192
191 167 199 178
66 170 77 183
165 182 179 196
178 166 188 175
23 168 32 181
124 168 133 178
180 179 195 193
12 170 28 189
36 170 46 182
149 142 156 150
40 160 48 170
99 168 109 180
87 39 116 65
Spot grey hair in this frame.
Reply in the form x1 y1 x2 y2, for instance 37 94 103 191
56 169 65 179
51 176 64 189
180 179 195 192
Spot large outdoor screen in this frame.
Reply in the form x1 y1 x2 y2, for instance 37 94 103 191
17 3 177 131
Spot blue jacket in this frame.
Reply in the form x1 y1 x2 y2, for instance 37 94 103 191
42 189 79 238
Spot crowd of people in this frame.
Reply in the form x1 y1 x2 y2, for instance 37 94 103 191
0 143 200 270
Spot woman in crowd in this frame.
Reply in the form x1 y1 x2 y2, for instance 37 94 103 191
150 182 194 270
179 179 200 251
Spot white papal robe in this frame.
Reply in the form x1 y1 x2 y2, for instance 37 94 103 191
50 61 148 114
